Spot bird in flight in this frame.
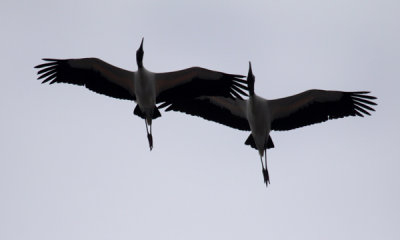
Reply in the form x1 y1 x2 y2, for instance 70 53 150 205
160 62 377 187
35 38 248 150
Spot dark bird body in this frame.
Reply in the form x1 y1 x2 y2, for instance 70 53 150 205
160 63 377 186
35 39 247 150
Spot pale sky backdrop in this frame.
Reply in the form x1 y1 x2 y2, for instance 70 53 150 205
1 0 399 239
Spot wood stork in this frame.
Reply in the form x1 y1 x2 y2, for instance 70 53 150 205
159 62 377 186
35 38 248 150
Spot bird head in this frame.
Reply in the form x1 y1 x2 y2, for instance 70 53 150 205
247 62 255 96
136 38 144 68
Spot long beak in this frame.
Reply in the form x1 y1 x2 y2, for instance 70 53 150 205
140 37 144 51
248 61 253 76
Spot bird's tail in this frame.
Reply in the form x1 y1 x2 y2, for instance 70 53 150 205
244 134 274 149
152 107 161 119
133 105 162 120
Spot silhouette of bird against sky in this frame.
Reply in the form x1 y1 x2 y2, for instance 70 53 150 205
160 62 377 186
35 38 248 150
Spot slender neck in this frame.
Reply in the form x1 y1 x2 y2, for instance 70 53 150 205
247 63 255 97
136 43 144 69
248 81 255 96
136 54 143 69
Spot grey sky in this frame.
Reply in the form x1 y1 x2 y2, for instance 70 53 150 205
1 0 399 239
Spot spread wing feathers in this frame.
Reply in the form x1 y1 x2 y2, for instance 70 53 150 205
159 96 250 131
155 67 248 103
35 58 135 101
269 90 377 131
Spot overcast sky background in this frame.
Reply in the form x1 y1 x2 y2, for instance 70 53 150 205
1 0 399 239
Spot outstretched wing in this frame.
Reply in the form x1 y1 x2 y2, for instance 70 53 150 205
35 58 135 101
159 96 250 131
269 90 377 131
155 67 248 103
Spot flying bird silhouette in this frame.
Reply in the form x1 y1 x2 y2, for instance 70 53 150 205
35 39 248 150
160 62 377 186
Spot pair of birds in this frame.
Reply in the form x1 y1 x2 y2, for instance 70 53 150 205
35 39 377 187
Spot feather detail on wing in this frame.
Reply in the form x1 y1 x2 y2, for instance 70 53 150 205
159 96 250 131
155 67 248 103
35 58 135 100
269 90 377 131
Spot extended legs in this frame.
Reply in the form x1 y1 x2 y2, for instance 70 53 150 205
144 120 153 151
260 149 270 186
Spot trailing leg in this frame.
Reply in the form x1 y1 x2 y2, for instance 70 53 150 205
144 120 153 151
263 149 270 185
261 149 270 186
